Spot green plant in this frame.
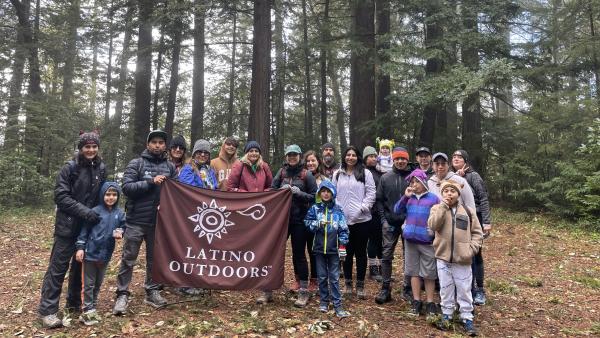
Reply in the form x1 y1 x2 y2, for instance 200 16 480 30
486 279 519 294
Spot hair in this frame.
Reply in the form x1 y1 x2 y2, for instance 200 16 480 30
303 150 324 177
106 187 118 193
339 145 365 183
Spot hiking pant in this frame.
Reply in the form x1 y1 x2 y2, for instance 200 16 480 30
82 260 108 312
437 260 474 321
288 222 316 282
380 222 400 285
38 235 82 316
116 223 160 296
367 218 383 262
315 253 342 309
472 212 485 289
343 221 370 284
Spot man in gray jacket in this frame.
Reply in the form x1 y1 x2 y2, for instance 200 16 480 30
427 153 475 210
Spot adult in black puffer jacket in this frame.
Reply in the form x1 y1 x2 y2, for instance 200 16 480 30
270 144 318 307
113 130 176 315
39 131 106 328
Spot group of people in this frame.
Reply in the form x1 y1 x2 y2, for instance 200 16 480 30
37 130 491 336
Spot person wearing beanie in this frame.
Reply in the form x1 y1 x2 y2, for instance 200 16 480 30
451 149 491 306
179 140 218 190
415 147 433 177
428 179 483 336
244 140 261 154
427 152 475 211
38 131 106 328
227 141 272 193
113 130 176 315
211 137 239 191
393 168 440 319
363 146 384 282
271 144 318 307
321 142 340 179
169 135 187 175
376 138 395 173
374 145 414 305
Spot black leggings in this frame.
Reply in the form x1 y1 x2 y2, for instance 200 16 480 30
367 218 382 259
289 222 316 281
343 221 370 283
472 212 485 288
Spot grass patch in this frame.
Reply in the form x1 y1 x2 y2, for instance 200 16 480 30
486 279 519 294
507 246 518 256
573 275 600 289
591 322 600 335
516 275 543 287
547 296 562 304
232 310 268 334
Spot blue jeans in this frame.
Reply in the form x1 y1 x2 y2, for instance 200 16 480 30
315 253 342 309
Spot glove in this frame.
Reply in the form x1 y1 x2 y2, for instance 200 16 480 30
280 184 291 190
338 245 347 258
85 210 101 224
290 186 301 195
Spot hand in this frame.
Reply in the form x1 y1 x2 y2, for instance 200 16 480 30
483 224 492 238
153 175 167 185
113 228 124 239
405 187 414 198
361 204 370 213
75 250 84 263
442 197 452 207
290 185 300 194
85 210 101 224
319 221 329 227
280 184 291 190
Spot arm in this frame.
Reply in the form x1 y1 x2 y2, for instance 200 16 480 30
54 164 94 219
338 214 349 246
393 195 409 215
427 203 448 232
459 177 476 211
178 165 198 187
122 158 152 198
271 168 282 189
295 171 318 203
304 205 320 233
468 206 483 255
226 161 242 191
75 223 90 250
376 182 388 225
361 170 376 211
118 209 126 230
470 172 491 226
263 163 273 191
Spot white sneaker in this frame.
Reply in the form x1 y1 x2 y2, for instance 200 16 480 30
40 313 63 328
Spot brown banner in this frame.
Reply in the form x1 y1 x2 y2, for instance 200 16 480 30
153 179 291 290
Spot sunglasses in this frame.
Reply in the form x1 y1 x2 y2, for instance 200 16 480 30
171 146 185 151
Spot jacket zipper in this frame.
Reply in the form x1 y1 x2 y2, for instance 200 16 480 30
450 208 455 263
324 207 328 254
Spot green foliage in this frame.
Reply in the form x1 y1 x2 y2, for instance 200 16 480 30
0 152 53 208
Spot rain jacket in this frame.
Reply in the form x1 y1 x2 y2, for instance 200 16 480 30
227 155 273 192
305 180 349 254
76 182 126 263
179 163 218 190
272 162 318 225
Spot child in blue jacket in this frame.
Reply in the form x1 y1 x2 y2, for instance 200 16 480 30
75 182 125 325
305 180 350 318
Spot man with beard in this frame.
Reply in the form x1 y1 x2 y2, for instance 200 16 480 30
321 142 340 179
113 130 177 315
211 137 239 191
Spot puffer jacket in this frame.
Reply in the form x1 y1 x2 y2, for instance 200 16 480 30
76 182 125 263
227 155 273 192
179 163 218 190
305 180 349 254
122 149 176 226
54 157 106 238
428 202 483 265
376 165 412 227
395 192 440 244
461 169 491 225
272 163 318 225
333 168 376 225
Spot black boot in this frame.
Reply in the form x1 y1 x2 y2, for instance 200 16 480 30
374 283 392 304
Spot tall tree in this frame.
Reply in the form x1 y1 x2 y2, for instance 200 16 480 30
104 0 115 126
318 0 329 145
302 0 313 149
226 6 238 137
164 0 185 142
329 55 348 152
191 0 206 142
349 0 375 150
272 0 286 160
132 0 153 155
375 0 391 138
62 0 80 104
151 30 165 130
248 0 271 159
5 8 26 150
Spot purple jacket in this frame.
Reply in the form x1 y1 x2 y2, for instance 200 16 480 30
394 192 440 244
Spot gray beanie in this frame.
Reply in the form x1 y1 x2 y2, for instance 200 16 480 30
192 139 211 156
362 146 377 160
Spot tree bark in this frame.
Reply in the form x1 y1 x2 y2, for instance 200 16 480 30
62 0 80 104
164 1 184 143
248 0 271 160
191 0 206 142
151 30 165 130
329 55 348 152
375 0 391 138
318 0 329 145
272 0 286 161
90 0 100 116
226 7 237 137
5 12 26 151
132 0 153 155
302 0 313 149
104 2 114 127
349 0 375 151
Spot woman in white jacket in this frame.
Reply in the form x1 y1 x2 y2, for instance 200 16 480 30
332 146 376 299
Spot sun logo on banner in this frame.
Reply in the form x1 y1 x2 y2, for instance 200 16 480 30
188 199 234 244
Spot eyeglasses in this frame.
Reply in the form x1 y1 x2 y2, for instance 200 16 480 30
225 142 238 147
195 151 210 156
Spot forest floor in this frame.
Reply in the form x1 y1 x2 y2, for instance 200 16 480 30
0 208 598 338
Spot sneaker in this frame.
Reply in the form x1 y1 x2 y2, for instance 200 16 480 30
40 313 63 329
374 287 392 304
463 319 478 336
319 303 329 313
335 308 351 318
256 291 273 304
144 290 167 309
436 314 452 331
356 286 366 300
79 310 100 326
294 290 310 308
113 294 128 315
425 302 439 318
408 300 422 317
343 283 353 296
473 288 486 306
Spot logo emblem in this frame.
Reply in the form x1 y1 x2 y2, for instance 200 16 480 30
188 199 234 244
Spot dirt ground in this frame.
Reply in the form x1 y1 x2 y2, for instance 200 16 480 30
0 208 598 337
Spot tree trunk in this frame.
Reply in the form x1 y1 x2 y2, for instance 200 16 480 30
132 0 153 155
226 8 237 137
62 0 80 104
375 0 391 138
349 0 375 151
248 0 271 160
590 3 600 117
272 0 286 161
329 56 348 152
164 1 184 143
5 13 26 151
302 0 313 149
151 30 165 130
318 0 329 145
90 0 100 117
104 1 114 126
496 21 513 117
191 0 206 142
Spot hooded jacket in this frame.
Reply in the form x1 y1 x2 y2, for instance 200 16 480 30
210 140 238 191
76 182 126 263
395 192 440 245
460 169 491 225
179 162 218 190
272 162 318 225
122 149 176 226
54 156 106 238
227 155 273 192
305 180 349 254
428 202 483 265
427 172 476 211
333 167 376 225
376 165 412 227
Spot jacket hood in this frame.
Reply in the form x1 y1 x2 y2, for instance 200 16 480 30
316 179 337 203
99 181 121 205
141 148 168 161
218 139 238 163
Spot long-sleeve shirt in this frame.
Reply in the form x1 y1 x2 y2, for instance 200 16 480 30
332 168 376 225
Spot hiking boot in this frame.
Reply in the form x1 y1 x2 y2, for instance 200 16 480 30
40 313 63 329
463 319 478 336
144 290 167 309
436 314 452 331
343 282 353 297
113 294 129 315
335 307 351 318
374 287 392 304
408 300 422 317
294 290 310 308
256 291 273 304
473 288 486 306
368 265 378 280
79 309 100 326
425 302 439 318
402 285 413 304
356 286 366 299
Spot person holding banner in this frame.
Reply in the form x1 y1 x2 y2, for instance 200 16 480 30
332 146 376 300
226 141 272 193
272 144 318 307
113 130 176 315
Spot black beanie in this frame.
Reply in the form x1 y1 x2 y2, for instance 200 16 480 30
170 135 187 150
321 142 335 152
453 149 469 163
78 131 100 149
